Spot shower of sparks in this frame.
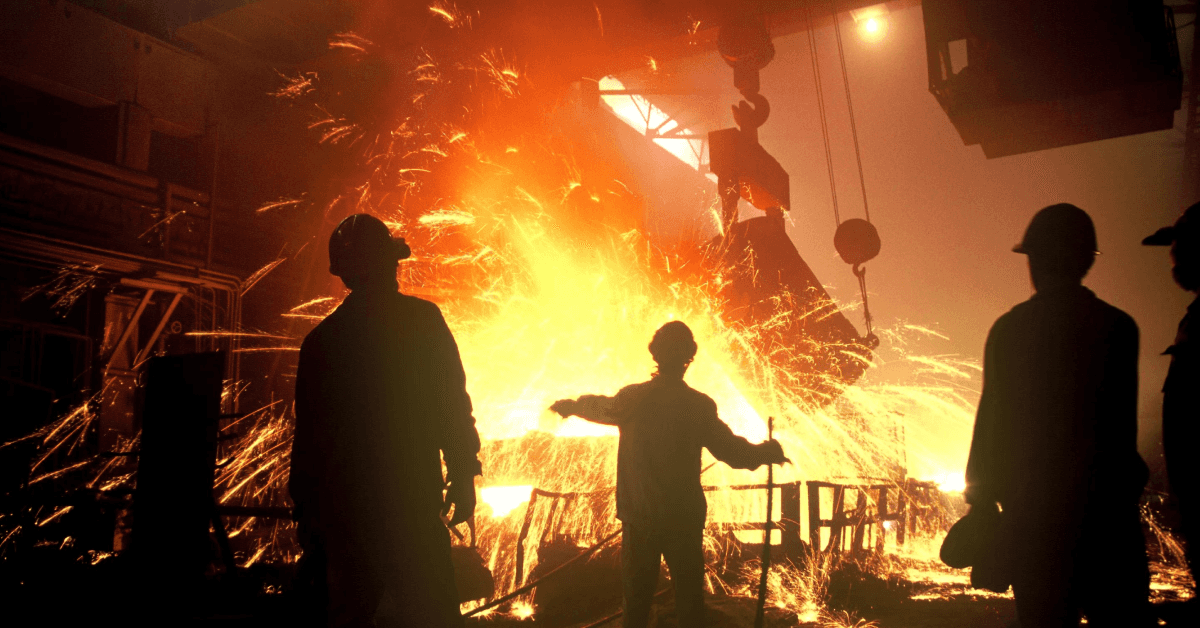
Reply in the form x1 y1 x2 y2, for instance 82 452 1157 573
23 388 104 475
256 197 306 213
510 599 535 619
137 209 187 239
231 21 997 611
3 5 1191 621
311 117 360 145
272 71 317 100
185 330 296 341
479 50 520 97
419 209 477 229
0 384 146 555
429 2 470 28
35 506 73 527
241 257 286 296
21 263 101 315
214 21 998 613
328 32 373 56
821 611 881 628
282 296 341 321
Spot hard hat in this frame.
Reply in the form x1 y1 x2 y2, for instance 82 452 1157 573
328 213 411 278
1143 202 1200 247
649 321 697 366
1013 204 1098 257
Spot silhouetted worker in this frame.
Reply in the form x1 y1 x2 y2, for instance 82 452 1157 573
965 204 1152 628
1144 202 1200 587
550 321 787 628
289 214 482 628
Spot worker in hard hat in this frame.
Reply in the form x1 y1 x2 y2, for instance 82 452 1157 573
550 321 787 628
289 213 482 628
1144 202 1200 594
964 204 1152 627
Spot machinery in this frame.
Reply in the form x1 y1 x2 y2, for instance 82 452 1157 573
923 0 1183 158
707 12 881 405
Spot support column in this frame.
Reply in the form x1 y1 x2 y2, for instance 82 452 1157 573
98 292 142 452
779 482 803 558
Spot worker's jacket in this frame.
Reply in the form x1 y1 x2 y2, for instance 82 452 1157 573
288 284 481 538
574 376 777 530
965 285 1147 518
1163 297 1200 494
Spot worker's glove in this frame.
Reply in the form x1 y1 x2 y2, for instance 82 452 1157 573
761 439 791 466
549 398 578 418
443 476 477 527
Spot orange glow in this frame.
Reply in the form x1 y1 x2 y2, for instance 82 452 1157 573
598 75 705 171
479 484 533 517
5 11 1193 620
932 471 966 493
510 599 535 619
256 25 982 619
851 4 890 43
429 2 469 28
262 31 982 608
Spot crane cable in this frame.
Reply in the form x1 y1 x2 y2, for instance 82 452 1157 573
806 4 840 230
830 0 872 225
808 1 879 342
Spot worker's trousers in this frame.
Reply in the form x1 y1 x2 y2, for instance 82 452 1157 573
621 523 705 628
321 515 464 628
1009 503 1152 628
1166 412 1200 580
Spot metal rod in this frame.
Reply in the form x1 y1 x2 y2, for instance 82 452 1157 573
754 417 775 628
465 527 621 618
161 182 173 260
134 291 182 366
107 289 153 368
206 127 219 269
513 490 540 588
580 585 674 628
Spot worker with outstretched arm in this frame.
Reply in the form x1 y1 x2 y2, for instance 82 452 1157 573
551 321 787 628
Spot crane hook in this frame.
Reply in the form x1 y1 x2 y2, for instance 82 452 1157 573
732 92 770 137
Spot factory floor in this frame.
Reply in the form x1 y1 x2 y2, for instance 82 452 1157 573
5 549 1192 628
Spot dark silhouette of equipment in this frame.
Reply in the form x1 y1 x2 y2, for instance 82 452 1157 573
132 352 226 595
451 520 495 602
923 0 1182 158
834 219 881 267
705 14 878 405
708 127 789 216
716 216 874 404
0 379 52 497
711 15 789 229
